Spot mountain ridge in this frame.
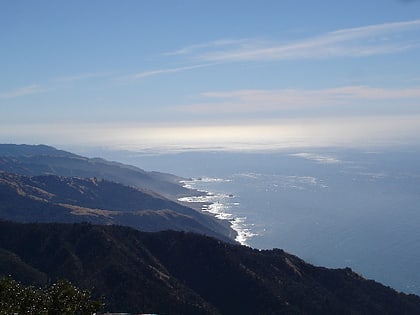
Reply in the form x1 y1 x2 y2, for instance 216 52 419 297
0 144 192 199
0 170 234 242
1 221 420 314
0 144 235 241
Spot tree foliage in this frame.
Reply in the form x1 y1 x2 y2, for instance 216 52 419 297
0 277 103 315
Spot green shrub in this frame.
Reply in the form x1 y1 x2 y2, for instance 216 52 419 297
0 277 103 315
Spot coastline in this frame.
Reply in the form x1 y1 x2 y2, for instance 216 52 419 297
178 178 257 246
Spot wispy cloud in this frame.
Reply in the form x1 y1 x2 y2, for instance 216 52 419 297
176 85 420 114
54 72 110 82
163 39 256 56
123 63 216 80
0 72 109 100
170 19 420 62
0 84 49 99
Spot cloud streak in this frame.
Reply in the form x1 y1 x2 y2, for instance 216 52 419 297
0 72 109 100
163 39 252 56
124 63 216 80
170 19 420 62
0 85 48 100
54 72 110 82
176 85 420 114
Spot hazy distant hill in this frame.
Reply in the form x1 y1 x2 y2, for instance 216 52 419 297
0 171 234 242
1 221 420 314
0 144 191 198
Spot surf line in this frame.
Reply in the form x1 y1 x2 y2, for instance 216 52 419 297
178 178 257 246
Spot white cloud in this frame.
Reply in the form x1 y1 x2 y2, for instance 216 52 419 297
0 72 110 100
176 85 420 114
170 19 420 62
0 85 48 99
54 72 110 82
123 63 216 80
163 39 253 56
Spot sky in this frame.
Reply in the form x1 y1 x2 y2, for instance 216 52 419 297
1 0 420 152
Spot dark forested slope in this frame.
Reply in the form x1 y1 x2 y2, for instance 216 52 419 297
1 221 419 315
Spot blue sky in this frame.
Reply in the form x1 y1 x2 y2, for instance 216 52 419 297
1 0 420 151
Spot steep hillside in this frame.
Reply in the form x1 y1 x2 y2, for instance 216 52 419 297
1 221 420 315
0 171 234 242
0 144 192 198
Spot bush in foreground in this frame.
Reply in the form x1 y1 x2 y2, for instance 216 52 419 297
0 277 103 314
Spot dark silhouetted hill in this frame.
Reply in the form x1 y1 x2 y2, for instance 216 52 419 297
1 221 420 315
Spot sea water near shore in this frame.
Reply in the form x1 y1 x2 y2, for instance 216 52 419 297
113 147 420 295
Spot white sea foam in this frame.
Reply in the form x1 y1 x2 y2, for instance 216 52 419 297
197 177 232 183
286 175 328 189
231 217 258 245
290 152 343 164
234 173 328 190
179 177 256 246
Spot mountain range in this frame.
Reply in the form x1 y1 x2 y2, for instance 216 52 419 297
0 144 234 241
0 144 191 198
1 144 420 314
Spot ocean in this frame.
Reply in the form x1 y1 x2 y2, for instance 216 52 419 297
108 147 420 295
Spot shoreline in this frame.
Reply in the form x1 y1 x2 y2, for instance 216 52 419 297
178 178 257 246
